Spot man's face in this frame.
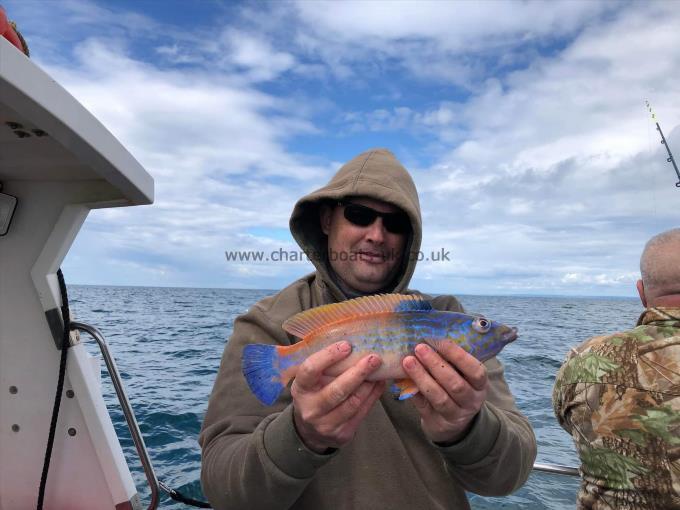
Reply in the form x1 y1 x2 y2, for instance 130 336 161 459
320 197 407 293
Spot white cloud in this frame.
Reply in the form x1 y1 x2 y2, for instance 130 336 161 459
290 0 614 86
24 29 328 287
385 2 678 296
8 0 678 296
561 272 639 286
294 0 607 50
220 29 296 82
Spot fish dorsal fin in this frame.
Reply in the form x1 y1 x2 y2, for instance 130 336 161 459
282 293 432 339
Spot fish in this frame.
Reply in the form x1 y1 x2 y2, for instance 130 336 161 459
242 293 518 405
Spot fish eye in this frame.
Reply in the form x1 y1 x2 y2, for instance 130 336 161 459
473 317 491 333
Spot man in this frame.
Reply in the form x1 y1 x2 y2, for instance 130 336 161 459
553 228 680 509
200 148 536 509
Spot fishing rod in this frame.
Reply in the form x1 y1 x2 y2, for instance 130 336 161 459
645 100 680 187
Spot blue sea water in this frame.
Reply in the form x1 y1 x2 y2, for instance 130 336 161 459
68 286 642 509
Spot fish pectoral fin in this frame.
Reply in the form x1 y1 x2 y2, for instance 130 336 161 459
391 378 419 401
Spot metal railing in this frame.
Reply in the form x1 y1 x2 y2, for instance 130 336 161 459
532 462 579 477
72 321 160 510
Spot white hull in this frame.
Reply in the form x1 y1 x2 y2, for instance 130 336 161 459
0 36 153 510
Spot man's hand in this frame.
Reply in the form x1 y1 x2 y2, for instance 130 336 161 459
402 343 488 444
291 341 385 453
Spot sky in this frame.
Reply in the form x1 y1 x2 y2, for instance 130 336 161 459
5 0 680 297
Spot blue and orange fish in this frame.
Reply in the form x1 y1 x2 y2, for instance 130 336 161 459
242 294 518 405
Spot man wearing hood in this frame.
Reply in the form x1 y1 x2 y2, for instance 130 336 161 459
200 149 537 509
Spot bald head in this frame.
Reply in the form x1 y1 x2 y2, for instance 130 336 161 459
638 228 680 307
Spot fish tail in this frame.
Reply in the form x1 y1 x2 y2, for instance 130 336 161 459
391 378 420 400
242 344 288 405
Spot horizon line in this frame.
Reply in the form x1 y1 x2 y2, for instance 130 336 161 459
66 282 639 300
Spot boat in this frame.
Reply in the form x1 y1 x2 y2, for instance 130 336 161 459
0 19 154 509
0 11 579 510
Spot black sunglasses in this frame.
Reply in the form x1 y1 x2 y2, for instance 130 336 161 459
339 201 410 234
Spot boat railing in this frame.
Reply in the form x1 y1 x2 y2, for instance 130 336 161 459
72 321 160 510
532 462 579 476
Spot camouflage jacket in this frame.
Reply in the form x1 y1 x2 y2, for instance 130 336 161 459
553 307 680 510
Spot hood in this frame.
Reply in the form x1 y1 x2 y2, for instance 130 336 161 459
290 148 422 300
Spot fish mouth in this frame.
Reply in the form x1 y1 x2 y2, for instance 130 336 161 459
502 327 518 344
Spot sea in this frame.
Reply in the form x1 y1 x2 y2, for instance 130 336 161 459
67 285 643 509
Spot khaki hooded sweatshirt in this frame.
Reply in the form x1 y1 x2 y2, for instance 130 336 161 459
199 149 537 510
